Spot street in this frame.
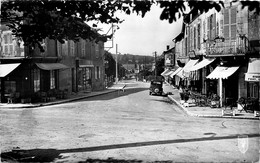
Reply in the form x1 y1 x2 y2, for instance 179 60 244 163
0 80 259 162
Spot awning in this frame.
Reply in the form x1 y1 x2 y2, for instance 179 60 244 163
206 66 240 79
245 58 260 82
79 64 94 68
183 59 199 73
189 58 215 71
36 63 69 70
170 67 182 78
161 69 171 76
164 70 174 76
177 59 199 78
0 63 21 77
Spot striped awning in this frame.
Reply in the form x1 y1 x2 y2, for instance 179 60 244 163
189 58 215 71
206 66 240 79
177 59 199 78
170 67 182 78
161 69 171 76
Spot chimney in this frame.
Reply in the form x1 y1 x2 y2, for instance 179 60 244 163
166 45 170 50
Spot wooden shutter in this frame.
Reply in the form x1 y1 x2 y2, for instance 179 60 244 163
212 13 216 39
223 9 230 40
207 16 210 40
194 26 196 49
198 23 201 49
230 7 237 40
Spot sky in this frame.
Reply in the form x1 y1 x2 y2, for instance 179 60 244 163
97 4 183 56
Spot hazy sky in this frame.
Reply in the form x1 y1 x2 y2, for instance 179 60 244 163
98 4 183 56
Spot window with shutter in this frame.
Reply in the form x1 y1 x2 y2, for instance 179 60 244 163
4 35 8 44
230 7 237 40
230 24 236 40
207 16 210 40
230 7 236 24
212 13 216 39
194 26 196 50
198 23 201 50
224 26 230 40
224 9 229 25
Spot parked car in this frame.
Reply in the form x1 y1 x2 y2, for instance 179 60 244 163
149 79 163 96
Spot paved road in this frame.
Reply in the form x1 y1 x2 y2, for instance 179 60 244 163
0 80 259 162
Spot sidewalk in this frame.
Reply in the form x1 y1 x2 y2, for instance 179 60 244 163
163 82 259 120
0 83 126 109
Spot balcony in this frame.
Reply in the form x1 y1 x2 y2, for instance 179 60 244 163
206 41 247 57
204 35 255 57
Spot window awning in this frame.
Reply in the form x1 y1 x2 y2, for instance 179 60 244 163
79 64 94 68
0 63 21 77
170 67 182 78
161 69 171 76
245 58 260 82
189 58 215 71
183 59 199 73
177 59 199 78
164 70 174 76
36 63 69 70
206 66 240 79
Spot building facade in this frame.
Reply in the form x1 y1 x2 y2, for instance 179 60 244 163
0 24 105 103
170 2 259 106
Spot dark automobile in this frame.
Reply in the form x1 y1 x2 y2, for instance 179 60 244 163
149 80 163 96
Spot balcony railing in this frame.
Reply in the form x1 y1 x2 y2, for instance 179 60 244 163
204 35 254 56
206 41 247 56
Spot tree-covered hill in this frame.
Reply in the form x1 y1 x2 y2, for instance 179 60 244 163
112 54 155 65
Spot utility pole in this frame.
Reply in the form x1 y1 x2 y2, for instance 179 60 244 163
154 51 157 77
115 44 118 83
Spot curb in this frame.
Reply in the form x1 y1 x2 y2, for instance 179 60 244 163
0 89 119 109
167 95 259 120
165 84 259 120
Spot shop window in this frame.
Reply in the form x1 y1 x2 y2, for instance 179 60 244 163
247 82 259 99
32 69 40 92
5 81 16 93
50 70 55 89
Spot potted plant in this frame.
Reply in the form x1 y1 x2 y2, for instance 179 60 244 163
210 94 220 108
237 97 246 112
183 91 190 102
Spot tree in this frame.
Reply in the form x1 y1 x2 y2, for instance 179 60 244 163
104 51 116 78
1 0 259 51
155 55 165 77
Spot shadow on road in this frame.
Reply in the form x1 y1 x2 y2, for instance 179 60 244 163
1 133 259 162
80 87 148 101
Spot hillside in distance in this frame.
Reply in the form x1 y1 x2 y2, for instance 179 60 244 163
112 54 155 65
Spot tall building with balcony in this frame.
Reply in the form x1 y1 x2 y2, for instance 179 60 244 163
171 1 259 106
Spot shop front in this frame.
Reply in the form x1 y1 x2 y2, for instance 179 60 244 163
245 58 260 101
78 66 92 92
206 66 240 107
0 63 21 103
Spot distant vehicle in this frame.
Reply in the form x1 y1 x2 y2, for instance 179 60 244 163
149 79 163 96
